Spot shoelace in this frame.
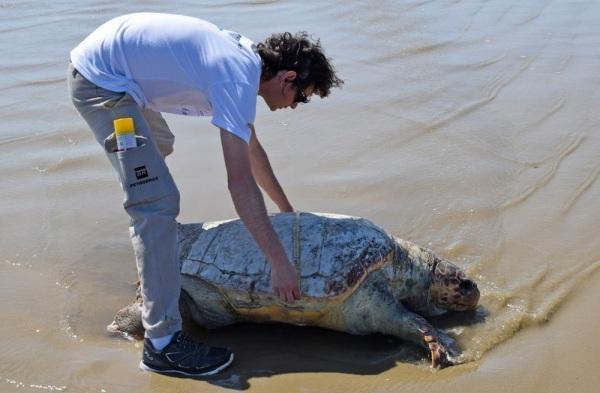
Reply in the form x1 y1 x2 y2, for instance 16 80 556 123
171 333 215 370
176 333 208 352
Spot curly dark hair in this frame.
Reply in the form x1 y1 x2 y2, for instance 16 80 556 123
257 32 344 98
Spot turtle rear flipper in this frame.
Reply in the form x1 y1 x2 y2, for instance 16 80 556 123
106 302 144 340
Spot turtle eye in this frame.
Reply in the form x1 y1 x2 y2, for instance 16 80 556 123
459 279 476 295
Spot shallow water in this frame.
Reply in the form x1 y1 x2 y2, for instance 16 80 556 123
1 1 599 392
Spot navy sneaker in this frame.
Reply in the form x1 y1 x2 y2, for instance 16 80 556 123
140 331 233 377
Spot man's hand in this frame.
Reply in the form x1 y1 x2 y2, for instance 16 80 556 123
271 260 301 303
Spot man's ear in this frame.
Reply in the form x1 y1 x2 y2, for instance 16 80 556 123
283 70 297 83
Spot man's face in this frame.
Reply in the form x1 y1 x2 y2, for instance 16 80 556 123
260 70 315 111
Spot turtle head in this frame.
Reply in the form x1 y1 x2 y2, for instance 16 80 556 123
402 257 479 316
428 259 479 314
401 257 480 317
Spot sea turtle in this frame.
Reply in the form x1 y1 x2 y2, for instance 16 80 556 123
108 212 480 368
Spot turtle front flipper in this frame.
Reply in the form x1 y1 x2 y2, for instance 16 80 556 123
327 278 459 368
371 305 458 368
360 305 457 368
419 323 457 368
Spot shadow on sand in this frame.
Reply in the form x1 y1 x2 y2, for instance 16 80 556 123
169 305 489 390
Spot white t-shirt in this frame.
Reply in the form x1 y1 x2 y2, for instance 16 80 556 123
70 13 262 143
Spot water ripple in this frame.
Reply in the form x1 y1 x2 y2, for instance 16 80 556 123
500 133 584 210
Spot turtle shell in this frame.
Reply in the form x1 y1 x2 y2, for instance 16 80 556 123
178 212 395 307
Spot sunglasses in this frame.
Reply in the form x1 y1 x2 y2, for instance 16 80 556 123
292 81 310 104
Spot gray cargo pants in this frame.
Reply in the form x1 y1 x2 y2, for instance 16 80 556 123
68 63 182 339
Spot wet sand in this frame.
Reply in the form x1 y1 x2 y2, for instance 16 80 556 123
1 1 599 392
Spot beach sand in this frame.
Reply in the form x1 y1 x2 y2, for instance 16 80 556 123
1 1 598 392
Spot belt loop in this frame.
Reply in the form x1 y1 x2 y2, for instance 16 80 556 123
71 64 78 79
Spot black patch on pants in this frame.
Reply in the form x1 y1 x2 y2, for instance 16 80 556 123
135 166 148 180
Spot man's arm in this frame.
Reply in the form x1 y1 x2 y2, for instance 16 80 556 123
248 125 294 213
220 128 301 303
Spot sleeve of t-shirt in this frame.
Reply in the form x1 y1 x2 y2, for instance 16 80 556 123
209 81 257 144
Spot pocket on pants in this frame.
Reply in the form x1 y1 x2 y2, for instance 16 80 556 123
103 92 128 109
105 134 178 206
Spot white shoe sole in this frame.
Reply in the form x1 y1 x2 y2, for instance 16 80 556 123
139 353 234 377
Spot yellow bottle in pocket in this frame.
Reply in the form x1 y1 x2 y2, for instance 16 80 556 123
114 117 137 151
